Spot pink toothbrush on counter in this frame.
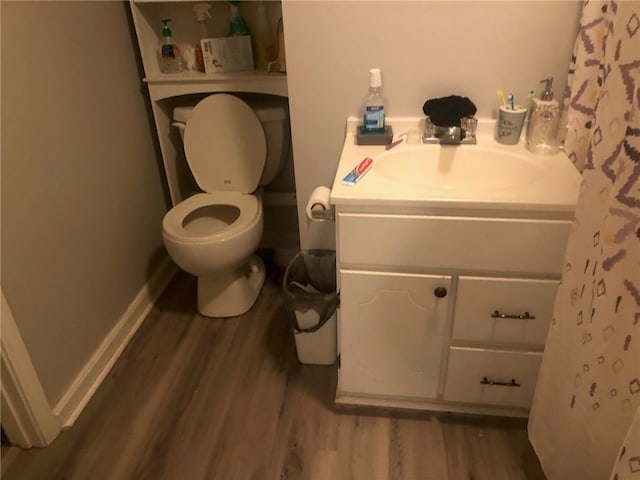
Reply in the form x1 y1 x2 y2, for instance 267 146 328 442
385 131 407 150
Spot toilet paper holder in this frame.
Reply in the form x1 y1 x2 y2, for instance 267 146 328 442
306 186 334 221
310 203 334 221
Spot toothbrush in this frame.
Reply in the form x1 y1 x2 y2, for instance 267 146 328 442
497 90 508 108
385 138 403 150
386 131 406 150
508 93 515 110
522 90 535 110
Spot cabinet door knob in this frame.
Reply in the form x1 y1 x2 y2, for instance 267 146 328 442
434 287 447 298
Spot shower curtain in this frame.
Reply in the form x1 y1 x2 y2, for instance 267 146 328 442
528 1 640 480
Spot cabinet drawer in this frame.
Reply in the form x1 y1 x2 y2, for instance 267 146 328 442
443 347 542 408
453 276 558 346
338 213 570 275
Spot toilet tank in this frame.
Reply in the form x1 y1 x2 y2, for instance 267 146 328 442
173 94 291 186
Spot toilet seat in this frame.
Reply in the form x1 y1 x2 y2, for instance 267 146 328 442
162 192 260 244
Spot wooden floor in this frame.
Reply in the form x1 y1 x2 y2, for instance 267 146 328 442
3 258 546 480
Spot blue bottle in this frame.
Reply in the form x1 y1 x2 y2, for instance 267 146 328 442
363 68 385 134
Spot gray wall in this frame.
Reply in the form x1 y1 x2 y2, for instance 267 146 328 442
1 1 168 407
282 1 582 249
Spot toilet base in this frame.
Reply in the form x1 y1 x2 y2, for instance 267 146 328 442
197 255 266 318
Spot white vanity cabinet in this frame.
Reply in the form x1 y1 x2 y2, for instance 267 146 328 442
334 210 570 416
331 118 581 417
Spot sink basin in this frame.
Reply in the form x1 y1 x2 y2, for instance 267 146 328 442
374 146 543 191
331 117 582 214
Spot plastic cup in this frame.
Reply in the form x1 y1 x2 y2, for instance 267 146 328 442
495 106 527 145
406 129 421 144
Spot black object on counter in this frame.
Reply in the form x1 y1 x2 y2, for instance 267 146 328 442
422 95 477 127
356 125 394 145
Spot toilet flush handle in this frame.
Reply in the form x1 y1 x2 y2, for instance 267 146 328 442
171 122 186 137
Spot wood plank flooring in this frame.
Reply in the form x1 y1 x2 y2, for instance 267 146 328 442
3 257 546 480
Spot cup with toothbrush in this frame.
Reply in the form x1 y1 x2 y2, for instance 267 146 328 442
495 90 529 145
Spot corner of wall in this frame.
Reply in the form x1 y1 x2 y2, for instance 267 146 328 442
53 255 177 428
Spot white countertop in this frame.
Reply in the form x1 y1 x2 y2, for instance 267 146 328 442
330 117 582 217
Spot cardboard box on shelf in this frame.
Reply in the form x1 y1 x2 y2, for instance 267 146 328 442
201 36 253 74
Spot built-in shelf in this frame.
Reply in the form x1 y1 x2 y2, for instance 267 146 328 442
144 70 285 83
129 0 291 205
143 70 287 100
129 0 285 97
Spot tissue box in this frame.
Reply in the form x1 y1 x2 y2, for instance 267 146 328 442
200 36 253 74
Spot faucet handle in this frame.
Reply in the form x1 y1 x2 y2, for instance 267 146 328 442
461 116 478 138
441 126 462 144
424 115 436 139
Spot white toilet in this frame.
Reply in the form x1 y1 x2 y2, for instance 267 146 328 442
162 94 290 317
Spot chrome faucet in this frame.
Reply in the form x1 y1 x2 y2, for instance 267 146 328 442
423 115 477 145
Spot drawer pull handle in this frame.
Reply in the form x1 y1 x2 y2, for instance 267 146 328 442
481 377 521 387
491 310 535 320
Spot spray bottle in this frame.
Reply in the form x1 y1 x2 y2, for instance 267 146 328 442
193 3 212 72
253 1 276 70
228 1 251 36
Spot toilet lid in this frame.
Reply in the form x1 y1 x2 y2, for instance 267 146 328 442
184 94 266 193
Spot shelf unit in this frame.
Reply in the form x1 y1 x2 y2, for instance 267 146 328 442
129 0 290 205
144 71 287 101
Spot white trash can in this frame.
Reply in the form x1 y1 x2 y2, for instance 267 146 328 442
283 250 339 365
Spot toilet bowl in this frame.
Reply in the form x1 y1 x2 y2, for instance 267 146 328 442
162 94 289 317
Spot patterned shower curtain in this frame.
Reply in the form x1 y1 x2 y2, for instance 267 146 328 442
528 2 640 480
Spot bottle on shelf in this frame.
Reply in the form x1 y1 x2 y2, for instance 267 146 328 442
158 19 184 74
228 1 251 37
267 17 286 73
253 1 277 70
193 3 212 73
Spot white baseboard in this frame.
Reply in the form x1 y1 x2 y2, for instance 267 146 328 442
53 256 178 428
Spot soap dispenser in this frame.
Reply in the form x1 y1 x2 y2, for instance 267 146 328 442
158 19 184 74
525 77 560 154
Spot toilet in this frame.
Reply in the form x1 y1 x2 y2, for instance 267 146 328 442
162 94 290 317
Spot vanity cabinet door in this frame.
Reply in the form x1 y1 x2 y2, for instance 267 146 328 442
339 269 451 400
